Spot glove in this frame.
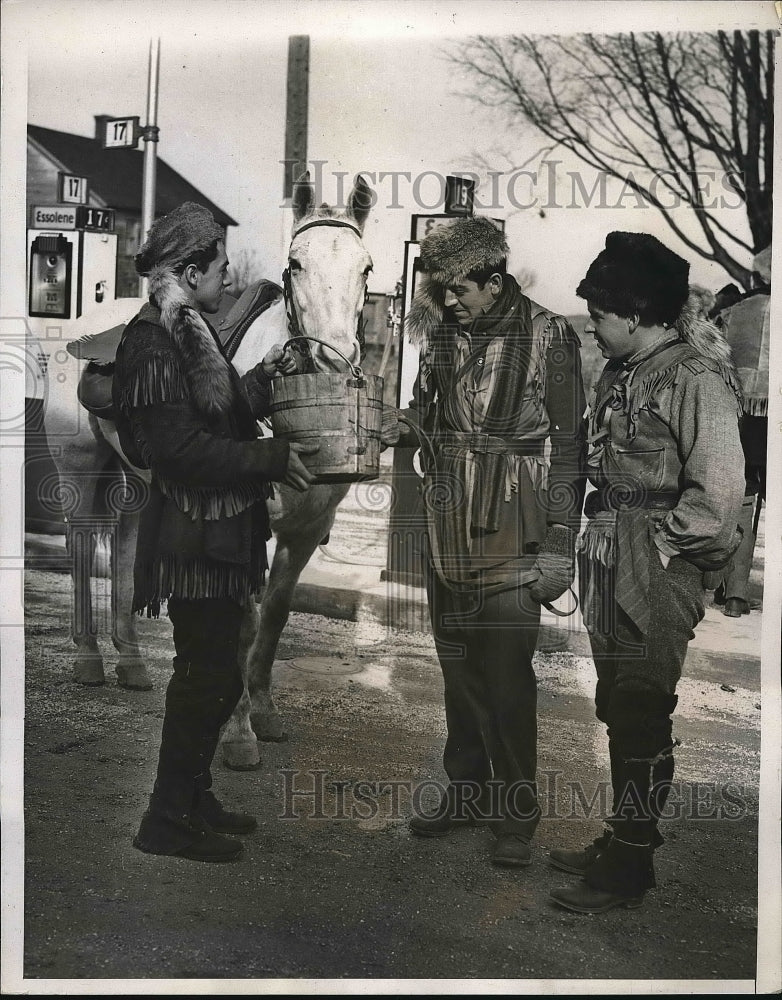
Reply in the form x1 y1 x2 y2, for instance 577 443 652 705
380 406 402 450
702 569 724 591
527 524 577 605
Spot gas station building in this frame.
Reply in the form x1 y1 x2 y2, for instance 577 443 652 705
27 118 237 301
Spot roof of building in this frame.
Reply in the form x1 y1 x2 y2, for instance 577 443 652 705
28 123 238 227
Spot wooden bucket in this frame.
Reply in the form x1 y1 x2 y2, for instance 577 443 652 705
270 371 384 483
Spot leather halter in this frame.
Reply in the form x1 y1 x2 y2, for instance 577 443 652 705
281 219 367 370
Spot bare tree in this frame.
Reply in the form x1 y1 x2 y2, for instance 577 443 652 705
451 31 773 290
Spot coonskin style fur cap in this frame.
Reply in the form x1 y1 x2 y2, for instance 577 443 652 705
406 217 509 345
419 216 509 286
135 201 225 277
576 231 690 326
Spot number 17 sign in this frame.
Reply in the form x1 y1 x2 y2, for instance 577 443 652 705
100 116 140 149
57 172 89 205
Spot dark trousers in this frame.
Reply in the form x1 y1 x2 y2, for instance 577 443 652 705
588 550 705 846
134 597 245 853
422 550 542 839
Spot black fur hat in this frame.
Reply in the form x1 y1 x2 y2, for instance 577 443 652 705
576 232 690 326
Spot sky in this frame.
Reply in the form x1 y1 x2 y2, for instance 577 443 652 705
5 0 777 317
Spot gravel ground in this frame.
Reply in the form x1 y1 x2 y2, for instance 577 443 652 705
10 567 764 991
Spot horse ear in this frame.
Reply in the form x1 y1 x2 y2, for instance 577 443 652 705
292 171 315 222
347 174 373 232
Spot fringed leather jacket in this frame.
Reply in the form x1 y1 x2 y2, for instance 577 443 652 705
113 298 290 615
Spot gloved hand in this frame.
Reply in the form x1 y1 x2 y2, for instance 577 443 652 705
380 406 402 450
701 569 724 591
527 524 577 605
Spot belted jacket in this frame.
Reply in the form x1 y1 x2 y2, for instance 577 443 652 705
579 330 746 635
404 274 587 590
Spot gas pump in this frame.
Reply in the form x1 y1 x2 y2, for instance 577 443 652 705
25 211 120 533
28 234 73 318
26 223 118 327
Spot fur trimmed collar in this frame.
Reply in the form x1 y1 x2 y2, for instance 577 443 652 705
149 266 236 418
673 302 741 392
405 273 446 349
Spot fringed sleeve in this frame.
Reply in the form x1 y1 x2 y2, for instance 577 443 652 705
132 401 289 520
118 351 189 411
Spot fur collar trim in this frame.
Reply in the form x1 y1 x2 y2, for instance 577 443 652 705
405 274 445 348
149 266 236 418
673 301 741 393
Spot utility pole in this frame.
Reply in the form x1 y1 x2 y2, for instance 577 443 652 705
139 38 161 297
281 35 310 263
283 35 309 199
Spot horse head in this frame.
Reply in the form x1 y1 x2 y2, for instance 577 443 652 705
284 172 373 373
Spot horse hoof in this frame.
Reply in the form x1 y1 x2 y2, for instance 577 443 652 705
250 713 289 743
116 663 153 691
73 659 106 686
221 742 262 771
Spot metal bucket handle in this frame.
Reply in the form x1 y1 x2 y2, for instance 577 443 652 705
282 336 363 379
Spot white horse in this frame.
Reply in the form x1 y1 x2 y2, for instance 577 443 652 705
40 173 374 770
220 174 374 768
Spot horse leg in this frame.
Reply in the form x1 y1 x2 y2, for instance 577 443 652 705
111 505 153 691
248 515 335 743
67 517 105 685
219 599 264 770
56 427 116 685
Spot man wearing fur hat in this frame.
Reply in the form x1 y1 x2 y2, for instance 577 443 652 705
387 216 587 868
113 202 316 863
548 232 745 913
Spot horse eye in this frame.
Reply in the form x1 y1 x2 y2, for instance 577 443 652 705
363 265 373 277
288 258 302 271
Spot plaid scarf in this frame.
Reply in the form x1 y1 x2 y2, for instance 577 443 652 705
427 275 534 583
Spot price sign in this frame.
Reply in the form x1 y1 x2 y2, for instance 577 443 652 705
100 116 140 149
444 175 476 216
410 215 457 241
57 173 89 205
76 206 116 232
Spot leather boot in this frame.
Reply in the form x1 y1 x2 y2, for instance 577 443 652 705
134 810 243 863
549 827 613 875
492 834 533 868
409 783 492 837
194 789 257 835
550 836 655 912
191 737 257 835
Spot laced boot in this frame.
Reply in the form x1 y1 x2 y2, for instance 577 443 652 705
549 827 613 875
550 735 674 876
549 720 669 912
550 835 655 912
